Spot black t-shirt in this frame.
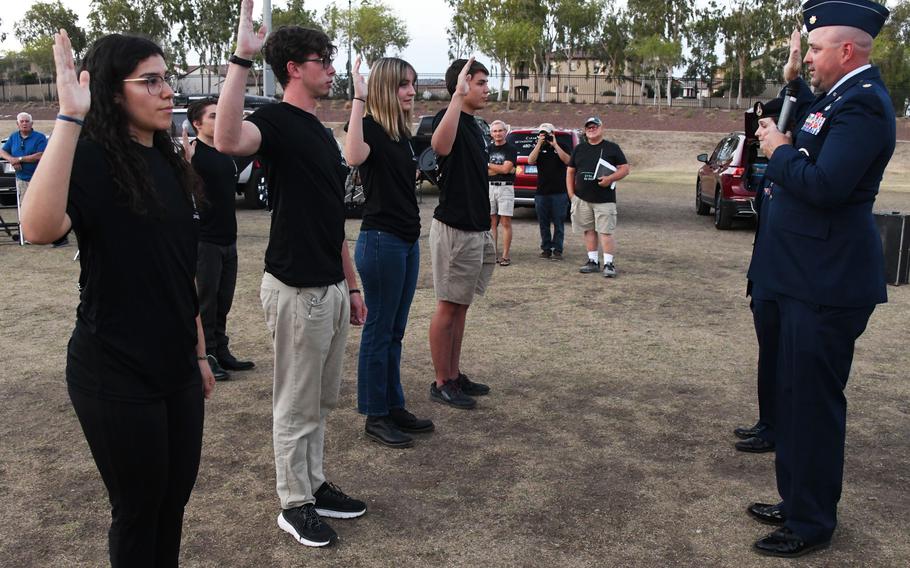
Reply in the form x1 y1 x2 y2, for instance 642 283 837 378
535 143 571 195
192 139 238 246
247 103 347 287
432 110 489 232
359 115 420 243
487 141 518 183
570 140 628 203
65 139 201 401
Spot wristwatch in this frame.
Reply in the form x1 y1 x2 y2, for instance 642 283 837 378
229 54 253 68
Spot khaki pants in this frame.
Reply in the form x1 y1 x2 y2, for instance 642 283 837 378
16 178 29 205
260 271 350 508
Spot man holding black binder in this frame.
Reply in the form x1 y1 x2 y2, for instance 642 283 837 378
566 117 630 278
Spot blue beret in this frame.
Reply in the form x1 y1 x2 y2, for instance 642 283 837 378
803 0 890 38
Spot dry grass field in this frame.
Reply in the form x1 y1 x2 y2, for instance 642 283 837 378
1 126 909 567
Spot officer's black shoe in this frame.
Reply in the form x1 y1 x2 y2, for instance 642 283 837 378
365 416 414 448
217 350 255 371
733 422 768 440
206 354 230 381
747 502 786 525
753 527 829 558
456 372 490 396
735 436 775 453
389 407 435 433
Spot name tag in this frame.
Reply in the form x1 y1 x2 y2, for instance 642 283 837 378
801 112 827 135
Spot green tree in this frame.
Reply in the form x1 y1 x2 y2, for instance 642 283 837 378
87 0 189 68
21 36 56 102
630 32 682 108
185 0 240 92
591 6 629 104
17 1 88 56
873 0 910 115
553 0 603 75
323 1 409 67
626 0 692 42
686 2 722 86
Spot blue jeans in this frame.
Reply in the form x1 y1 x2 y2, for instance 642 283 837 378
354 230 419 416
535 193 569 253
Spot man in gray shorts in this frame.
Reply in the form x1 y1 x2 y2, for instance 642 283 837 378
567 117 630 277
427 57 495 410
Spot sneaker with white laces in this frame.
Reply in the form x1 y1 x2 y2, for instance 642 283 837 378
579 259 600 273
277 504 337 547
314 481 367 519
602 262 617 278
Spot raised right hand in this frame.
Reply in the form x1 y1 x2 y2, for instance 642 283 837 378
352 55 367 99
53 29 90 119
235 0 267 59
783 28 802 83
455 56 474 97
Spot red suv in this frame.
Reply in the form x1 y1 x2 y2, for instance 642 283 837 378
507 128 581 207
695 129 767 229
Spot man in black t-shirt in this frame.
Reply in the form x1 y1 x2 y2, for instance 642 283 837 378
216 5 367 548
487 119 517 265
528 122 572 260
428 57 495 410
187 98 255 381
567 117 630 278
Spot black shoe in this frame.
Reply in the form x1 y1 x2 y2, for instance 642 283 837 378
579 259 600 273
539 249 552 259
389 407 435 433
551 251 563 261
365 416 414 448
602 262 617 278
277 504 336 547
456 372 490 396
314 482 367 519
52 237 70 248
753 527 830 558
217 350 255 371
735 436 775 453
734 422 768 440
747 502 786 525
206 354 230 381
430 380 476 410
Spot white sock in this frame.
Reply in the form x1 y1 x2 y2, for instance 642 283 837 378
587 251 598 262
604 253 614 265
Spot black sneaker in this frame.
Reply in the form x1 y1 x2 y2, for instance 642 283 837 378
456 372 490 396
430 380 476 409
551 251 563 261
52 237 70 248
539 249 552 259
579 259 600 273
277 504 336 547
389 407 435 433
206 354 230 381
602 262 617 278
314 482 367 519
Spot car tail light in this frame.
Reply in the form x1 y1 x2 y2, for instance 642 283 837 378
253 159 261 168
516 165 524 175
724 166 745 178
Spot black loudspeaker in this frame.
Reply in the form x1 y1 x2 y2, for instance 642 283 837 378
874 211 910 285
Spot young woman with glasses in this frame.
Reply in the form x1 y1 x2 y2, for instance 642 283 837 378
345 56 434 448
21 31 214 567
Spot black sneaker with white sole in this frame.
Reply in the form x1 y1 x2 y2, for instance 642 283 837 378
602 262 617 278
314 481 367 519
579 259 600 273
430 380 477 409
278 504 336 547
456 372 490 396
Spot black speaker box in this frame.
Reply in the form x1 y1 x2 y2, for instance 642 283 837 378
874 211 910 285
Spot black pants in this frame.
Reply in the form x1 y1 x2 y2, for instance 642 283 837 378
751 298 779 443
68 383 204 568
196 241 238 355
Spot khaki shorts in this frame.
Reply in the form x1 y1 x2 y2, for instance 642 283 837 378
571 197 617 235
16 179 29 205
489 183 515 217
430 218 496 305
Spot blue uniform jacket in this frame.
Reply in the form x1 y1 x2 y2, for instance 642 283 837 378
747 67 895 307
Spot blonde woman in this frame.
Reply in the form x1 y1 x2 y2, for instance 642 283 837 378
345 56 433 447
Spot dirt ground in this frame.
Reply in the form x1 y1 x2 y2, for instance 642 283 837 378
1 129 910 567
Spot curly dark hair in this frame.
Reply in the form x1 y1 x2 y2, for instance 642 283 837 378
263 26 335 88
187 97 218 126
80 34 202 215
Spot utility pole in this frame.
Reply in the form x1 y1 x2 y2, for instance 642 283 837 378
346 0 353 99
263 0 275 97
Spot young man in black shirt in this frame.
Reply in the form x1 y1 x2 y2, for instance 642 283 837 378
428 57 495 410
487 119 517 265
528 122 572 260
187 98 254 381
216 0 367 548
567 117 630 277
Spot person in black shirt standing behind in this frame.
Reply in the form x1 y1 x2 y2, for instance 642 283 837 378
527 122 571 260
344 56 434 448
567 117 630 277
216 0 367 548
428 58 495 410
22 31 215 566
186 98 254 380
487 120 517 266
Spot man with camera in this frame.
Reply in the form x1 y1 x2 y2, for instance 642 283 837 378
527 122 571 260
566 117 629 277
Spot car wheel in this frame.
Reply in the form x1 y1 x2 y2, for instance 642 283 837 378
243 168 268 209
714 187 733 230
695 179 711 216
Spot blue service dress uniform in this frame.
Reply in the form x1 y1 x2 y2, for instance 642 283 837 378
746 66 896 543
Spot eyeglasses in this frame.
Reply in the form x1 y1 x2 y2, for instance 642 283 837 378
122 74 175 96
584 124 601 130
300 55 334 69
